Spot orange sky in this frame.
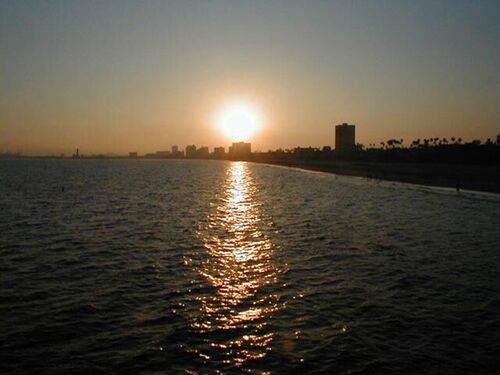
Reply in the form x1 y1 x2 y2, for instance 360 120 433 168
1 1 498 155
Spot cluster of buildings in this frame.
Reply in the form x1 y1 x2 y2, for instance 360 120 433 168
128 122 356 160
139 145 185 159
131 141 253 160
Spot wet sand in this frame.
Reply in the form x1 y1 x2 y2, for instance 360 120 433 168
253 160 500 194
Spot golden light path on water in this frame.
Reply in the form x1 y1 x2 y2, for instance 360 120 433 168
193 162 282 368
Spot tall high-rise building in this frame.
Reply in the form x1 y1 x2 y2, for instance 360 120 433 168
335 123 355 152
228 142 251 160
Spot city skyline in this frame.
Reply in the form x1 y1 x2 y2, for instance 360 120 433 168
2 127 498 157
2 2 499 374
1 1 498 155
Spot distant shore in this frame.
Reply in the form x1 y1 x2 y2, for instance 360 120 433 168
252 160 500 194
1 157 498 194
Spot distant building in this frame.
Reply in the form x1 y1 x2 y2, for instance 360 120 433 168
185 145 197 158
171 145 184 158
335 123 355 152
197 146 209 159
73 148 80 158
155 150 171 158
144 151 170 158
229 142 251 160
213 147 225 159
129 152 138 158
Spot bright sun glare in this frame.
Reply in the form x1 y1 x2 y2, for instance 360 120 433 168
217 102 262 142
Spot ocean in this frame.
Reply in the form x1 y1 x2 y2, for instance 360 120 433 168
1 159 499 374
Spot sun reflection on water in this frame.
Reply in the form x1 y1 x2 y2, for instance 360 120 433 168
193 162 281 367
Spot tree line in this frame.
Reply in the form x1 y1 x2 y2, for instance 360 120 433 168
253 135 500 165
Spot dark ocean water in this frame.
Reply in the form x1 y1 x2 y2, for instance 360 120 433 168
1 159 499 374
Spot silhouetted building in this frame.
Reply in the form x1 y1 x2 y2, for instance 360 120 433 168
229 142 251 160
213 147 225 159
185 145 197 158
73 148 80 158
129 152 138 158
335 123 355 152
155 151 171 158
171 145 184 158
197 146 209 159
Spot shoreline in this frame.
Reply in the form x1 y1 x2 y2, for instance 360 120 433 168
2 157 498 194
251 160 500 195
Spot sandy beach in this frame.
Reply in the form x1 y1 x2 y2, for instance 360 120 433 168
253 160 500 194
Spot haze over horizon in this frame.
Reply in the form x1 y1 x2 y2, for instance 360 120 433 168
1 0 498 156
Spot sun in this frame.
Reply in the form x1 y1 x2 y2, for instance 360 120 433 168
217 102 262 142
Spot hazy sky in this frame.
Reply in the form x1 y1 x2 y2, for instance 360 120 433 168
1 0 498 155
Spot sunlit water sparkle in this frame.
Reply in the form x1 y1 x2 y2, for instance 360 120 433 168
1 159 499 374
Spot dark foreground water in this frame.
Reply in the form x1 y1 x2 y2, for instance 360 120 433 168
1 159 499 374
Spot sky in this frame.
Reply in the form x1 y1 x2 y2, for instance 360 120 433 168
1 0 498 155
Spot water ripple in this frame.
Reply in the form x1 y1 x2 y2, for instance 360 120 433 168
1 159 499 374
